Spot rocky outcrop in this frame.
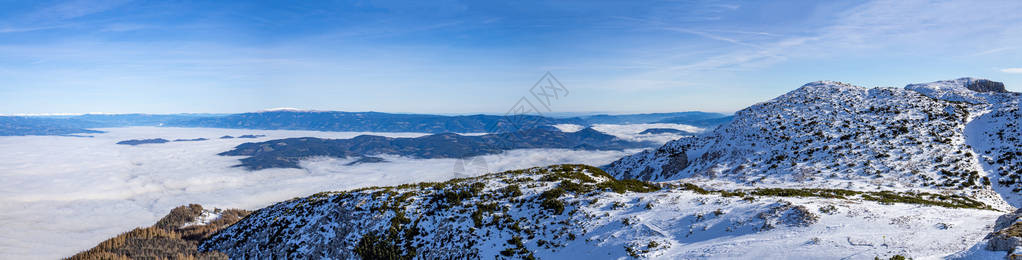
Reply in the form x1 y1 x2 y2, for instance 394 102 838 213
985 208 1022 260
757 201 820 230
988 225 1022 252
966 79 1008 93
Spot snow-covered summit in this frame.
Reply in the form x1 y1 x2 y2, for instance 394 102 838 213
605 79 1016 199
258 107 317 112
799 80 859 90
906 77 1010 104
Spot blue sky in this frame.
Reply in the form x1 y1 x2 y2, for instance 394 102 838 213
1 0 1021 115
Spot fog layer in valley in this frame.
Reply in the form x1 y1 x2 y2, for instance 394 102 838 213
0 126 656 259
554 123 704 144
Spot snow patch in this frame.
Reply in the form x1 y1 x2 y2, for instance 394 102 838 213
181 209 222 228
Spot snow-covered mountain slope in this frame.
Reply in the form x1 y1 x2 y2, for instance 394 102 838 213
197 164 999 259
913 78 1022 206
606 79 1019 202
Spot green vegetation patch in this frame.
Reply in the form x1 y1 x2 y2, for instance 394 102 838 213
750 188 860 199
540 165 598 183
597 179 660 194
355 233 414 260
670 183 992 210
859 191 989 209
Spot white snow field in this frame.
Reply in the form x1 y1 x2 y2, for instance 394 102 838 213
0 127 640 259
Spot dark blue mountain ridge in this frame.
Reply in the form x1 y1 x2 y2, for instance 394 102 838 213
116 138 171 145
164 111 583 134
1 110 731 136
655 115 735 127
0 116 104 136
62 113 221 126
575 111 728 125
219 126 653 170
0 113 218 136
165 110 734 133
638 128 695 135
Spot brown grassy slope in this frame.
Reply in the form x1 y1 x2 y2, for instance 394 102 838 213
66 204 250 260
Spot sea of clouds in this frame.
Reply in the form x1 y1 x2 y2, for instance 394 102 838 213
0 126 682 259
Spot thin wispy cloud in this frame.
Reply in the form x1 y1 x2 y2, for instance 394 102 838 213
26 0 131 21
973 47 1020 57
0 0 131 33
665 0 1022 72
101 23 148 32
1002 68 1022 74
664 28 763 49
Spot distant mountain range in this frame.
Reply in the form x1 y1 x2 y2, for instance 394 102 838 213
0 114 216 136
0 116 104 136
219 127 651 170
573 111 727 125
165 111 581 133
1 111 732 136
654 115 735 127
50 113 222 127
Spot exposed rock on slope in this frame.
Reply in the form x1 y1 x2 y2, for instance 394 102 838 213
967 79 1009 93
986 208 1022 253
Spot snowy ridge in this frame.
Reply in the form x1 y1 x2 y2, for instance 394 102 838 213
198 165 1000 259
257 107 318 112
906 77 991 104
608 80 991 195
